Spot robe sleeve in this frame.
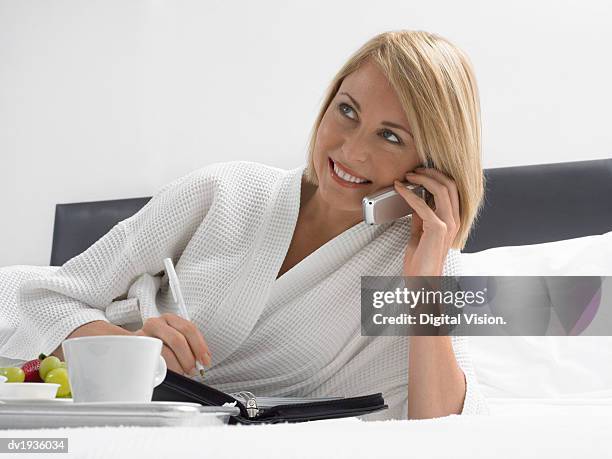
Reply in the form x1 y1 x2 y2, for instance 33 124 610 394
0 163 224 364
444 249 490 415
452 335 490 415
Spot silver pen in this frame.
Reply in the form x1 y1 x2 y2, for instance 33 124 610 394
163 257 207 381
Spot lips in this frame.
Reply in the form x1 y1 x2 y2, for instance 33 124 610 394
328 158 372 187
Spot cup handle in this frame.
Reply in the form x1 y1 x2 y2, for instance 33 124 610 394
153 355 167 387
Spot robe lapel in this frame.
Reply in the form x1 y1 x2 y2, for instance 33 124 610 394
267 221 391 309
203 164 306 365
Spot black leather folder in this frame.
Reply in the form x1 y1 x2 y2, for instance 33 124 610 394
152 370 388 425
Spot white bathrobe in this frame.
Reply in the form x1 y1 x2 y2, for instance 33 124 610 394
0 160 488 420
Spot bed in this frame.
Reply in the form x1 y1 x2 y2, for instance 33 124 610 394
4 158 611 457
2 413 611 458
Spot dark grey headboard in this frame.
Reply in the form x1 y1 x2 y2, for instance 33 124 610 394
50 158 612 265
51 197 151 266
463 158 612 252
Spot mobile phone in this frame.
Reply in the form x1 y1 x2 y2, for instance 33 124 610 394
362 158 435 225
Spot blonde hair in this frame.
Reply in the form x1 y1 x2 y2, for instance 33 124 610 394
304 30 485 250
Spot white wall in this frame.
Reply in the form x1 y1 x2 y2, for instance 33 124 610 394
1 0 611 266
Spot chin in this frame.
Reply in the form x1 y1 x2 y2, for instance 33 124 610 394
318 179 364 213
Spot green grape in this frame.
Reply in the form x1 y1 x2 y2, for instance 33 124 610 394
0 367 25 383
39 356 62 380
44 368 71 398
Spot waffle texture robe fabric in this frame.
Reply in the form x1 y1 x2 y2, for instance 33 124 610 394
0 161 489 420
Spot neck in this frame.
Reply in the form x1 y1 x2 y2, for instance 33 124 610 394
299 176 363 237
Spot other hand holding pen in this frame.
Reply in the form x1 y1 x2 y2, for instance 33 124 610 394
134 313 212 377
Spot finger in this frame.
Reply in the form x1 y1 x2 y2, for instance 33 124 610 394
415 167 461 228
404 172 455 230
146 318 197 375
136 327 189 375
393 180 440 225
410 209 423 242
163 313 212 366
161 344 185 375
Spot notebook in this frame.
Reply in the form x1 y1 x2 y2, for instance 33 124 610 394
152 370 388 424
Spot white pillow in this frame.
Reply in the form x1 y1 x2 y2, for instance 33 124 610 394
462 230 612 276
461 230 612 399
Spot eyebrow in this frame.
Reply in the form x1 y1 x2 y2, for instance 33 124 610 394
339 91 414 139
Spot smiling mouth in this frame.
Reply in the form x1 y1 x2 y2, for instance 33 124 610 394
328 158 372 186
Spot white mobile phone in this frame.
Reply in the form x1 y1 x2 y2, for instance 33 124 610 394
362 159 435 225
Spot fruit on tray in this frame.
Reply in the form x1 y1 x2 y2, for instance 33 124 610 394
0 354 72 398
39 355 62 380
21 353 46 382
0 367 25 383
44 367 71 398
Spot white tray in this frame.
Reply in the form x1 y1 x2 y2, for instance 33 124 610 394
0 401 240 429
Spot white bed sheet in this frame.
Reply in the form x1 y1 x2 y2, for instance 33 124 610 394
2 412 610 458
487 397 612 416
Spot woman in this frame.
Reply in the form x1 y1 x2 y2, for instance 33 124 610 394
0 30 487 420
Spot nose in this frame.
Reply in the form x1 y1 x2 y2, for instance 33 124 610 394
340 130 369 163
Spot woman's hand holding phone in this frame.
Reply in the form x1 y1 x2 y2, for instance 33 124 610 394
393 166 460 276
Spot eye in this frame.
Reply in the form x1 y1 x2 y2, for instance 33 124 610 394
380 129 402 145
338 102 357 120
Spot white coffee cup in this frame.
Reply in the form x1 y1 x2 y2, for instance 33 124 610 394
62 335 167 403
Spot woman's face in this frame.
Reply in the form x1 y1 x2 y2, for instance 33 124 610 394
312 59 423 214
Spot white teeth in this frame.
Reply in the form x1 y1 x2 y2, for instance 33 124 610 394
333 161 368 183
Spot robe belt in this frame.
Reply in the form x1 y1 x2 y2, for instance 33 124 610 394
105 272 163 325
